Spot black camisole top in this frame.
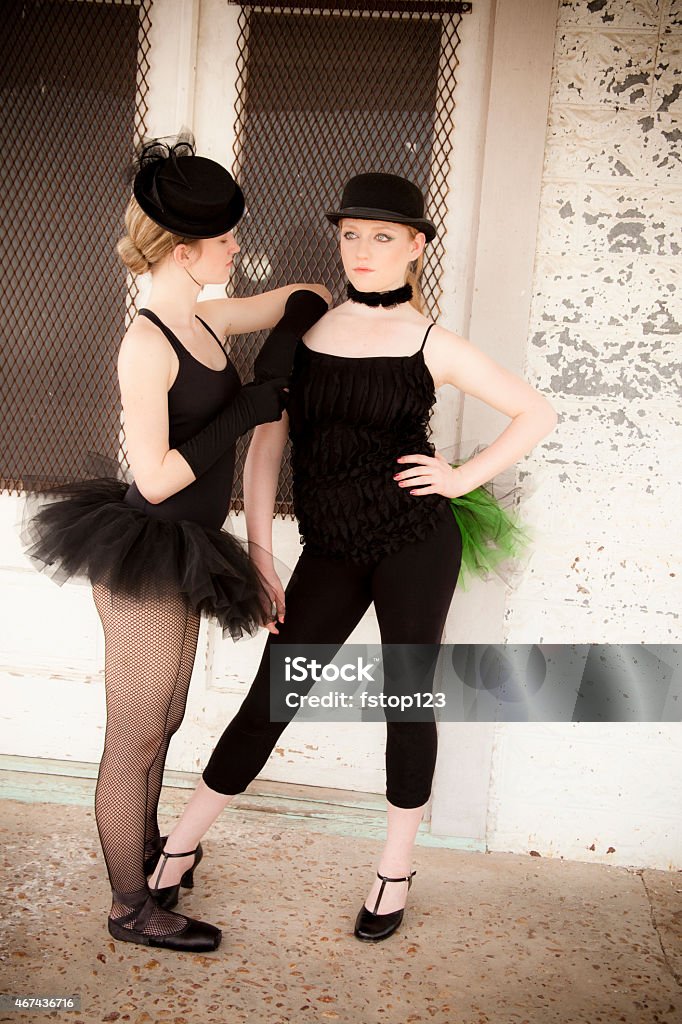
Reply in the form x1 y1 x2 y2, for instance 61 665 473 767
287 322 451 563
124 308 241 530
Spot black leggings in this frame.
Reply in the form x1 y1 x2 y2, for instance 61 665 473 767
203 508 462 808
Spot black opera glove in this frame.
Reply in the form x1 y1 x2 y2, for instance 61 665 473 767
253 289 329 383
177 378 288 479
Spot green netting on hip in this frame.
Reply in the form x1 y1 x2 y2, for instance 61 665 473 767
449 467 531 591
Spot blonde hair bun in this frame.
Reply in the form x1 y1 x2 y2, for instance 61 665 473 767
116 195 192 276
116 234 151 275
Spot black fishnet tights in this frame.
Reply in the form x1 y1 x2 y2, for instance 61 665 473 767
144 610 200 855
92 581 200 936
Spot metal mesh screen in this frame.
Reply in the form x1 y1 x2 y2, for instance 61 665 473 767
0 0 152 494
228 1 471 516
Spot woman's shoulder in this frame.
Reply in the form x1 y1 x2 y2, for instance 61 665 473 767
117 312 174 378
426 322 473 352
423 323 500 390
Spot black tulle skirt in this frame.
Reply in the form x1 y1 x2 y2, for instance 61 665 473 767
20 478 271 640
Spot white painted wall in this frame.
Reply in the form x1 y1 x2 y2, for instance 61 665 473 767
487 722 682 871
506 0 681 643
452 0 682 870
433 0 562 847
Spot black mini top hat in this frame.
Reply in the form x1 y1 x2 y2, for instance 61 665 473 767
325 172 436 242
132 136 245 239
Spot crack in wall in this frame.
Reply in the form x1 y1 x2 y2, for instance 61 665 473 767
636 868 682 989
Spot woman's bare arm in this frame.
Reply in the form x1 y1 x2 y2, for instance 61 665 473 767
243 414 290 632
397 326 558 497
117 318 198 504
198 282 332 340
243 414 289 559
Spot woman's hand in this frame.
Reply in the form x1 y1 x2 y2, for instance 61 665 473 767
263 567 286 635
394 450 470 499
252 551 286 634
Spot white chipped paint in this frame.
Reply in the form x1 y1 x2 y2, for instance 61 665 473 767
506 0 682 647
494 0 682 869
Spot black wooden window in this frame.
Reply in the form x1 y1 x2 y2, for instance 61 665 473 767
228 2 470 514
1 0 152 493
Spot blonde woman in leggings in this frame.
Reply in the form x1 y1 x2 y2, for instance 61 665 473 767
148 172 557 943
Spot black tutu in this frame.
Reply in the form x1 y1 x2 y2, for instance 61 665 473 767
20 478 272 640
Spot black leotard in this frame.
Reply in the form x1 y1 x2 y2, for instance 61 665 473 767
124 308 241 529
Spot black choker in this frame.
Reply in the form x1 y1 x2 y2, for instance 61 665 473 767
346 281 413 308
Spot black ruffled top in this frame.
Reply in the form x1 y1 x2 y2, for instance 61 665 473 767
287 332 451 564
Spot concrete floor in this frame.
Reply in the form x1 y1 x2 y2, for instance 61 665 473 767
0 783 681 1024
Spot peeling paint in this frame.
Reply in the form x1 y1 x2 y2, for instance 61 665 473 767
657 84 682 114
613 72 650 96
510 7 680 644
607 222 649 251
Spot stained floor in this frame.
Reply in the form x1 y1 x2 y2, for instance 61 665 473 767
0 786 680 1024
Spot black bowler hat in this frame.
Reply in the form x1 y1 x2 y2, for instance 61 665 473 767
325 172 436 242
132 136 245 239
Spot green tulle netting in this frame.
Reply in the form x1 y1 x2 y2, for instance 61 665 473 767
448 465 532 591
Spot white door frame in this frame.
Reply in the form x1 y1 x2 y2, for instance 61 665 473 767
431 0 559 840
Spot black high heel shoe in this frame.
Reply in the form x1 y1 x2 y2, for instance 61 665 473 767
144 835 204 879
108 882 221 952
354 869 416 942
148 843 204 911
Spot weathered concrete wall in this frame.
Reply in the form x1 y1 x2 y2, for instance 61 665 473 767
483 0 682 869
504 0 681 643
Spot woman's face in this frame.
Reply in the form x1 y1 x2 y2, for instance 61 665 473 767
179 229 241 284
339 218 424 293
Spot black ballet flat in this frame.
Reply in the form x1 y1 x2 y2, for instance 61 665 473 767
354 870 416 942
108 885 221 953
148 843 204 911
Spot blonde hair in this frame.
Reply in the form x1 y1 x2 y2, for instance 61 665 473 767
117 195 197 275
405 226 425 314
